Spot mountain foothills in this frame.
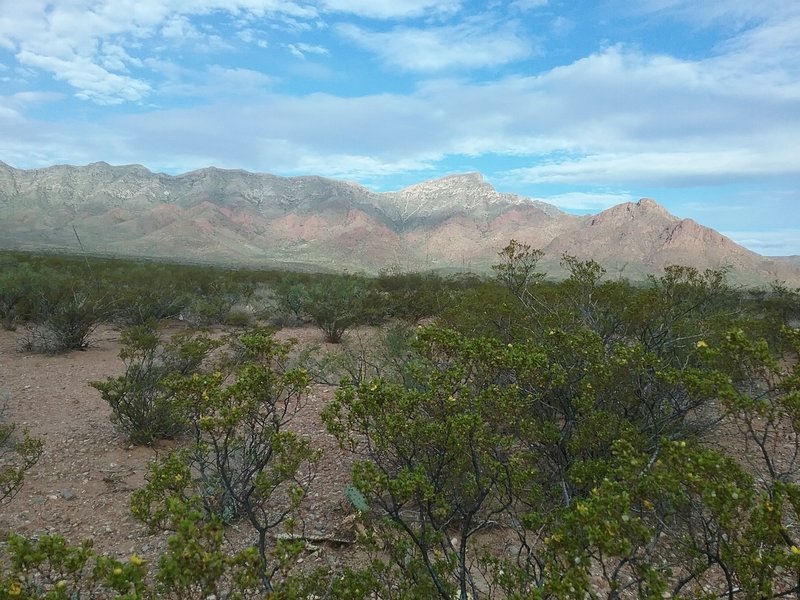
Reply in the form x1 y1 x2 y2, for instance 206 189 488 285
0 161 796 284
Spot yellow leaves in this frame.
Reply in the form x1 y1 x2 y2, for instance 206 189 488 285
543 532 563 545
113 567 123 575
791 546 800 556
129 553 145 566
643 499 654 510
8 582 21 597
696 340 709 349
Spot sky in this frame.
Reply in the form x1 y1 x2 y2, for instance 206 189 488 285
0 1 799 255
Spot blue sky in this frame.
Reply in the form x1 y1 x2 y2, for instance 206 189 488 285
1 0 799 255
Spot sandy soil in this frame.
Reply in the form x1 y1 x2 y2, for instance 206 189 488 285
0 323 355 562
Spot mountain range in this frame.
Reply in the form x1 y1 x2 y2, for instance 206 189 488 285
0 161 797 285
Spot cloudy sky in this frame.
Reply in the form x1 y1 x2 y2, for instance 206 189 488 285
1 0 799 255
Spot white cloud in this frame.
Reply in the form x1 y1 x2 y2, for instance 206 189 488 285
506 148 800 186
287 42 329 59
236 28 269 47
320 0 460 19
148 63 276 97
17 50 151 104
339 17 535 71
722 230 800 257
0 103 22 122
0 0 319 104
11 91 64 104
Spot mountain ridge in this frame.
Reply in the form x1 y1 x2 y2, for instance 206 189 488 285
0 161 796 284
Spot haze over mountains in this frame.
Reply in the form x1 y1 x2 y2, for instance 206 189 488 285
0 161 797 284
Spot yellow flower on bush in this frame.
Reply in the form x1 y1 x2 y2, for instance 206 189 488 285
696 340 708 348
8 582 22 597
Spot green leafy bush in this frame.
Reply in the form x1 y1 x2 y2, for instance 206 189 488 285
298 323 416 387
22 285 109 354
0 392 43 503
131 328 320 594
90 322 221 445
303 275 369 343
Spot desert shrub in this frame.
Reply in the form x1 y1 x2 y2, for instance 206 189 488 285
0 264 48 330
437 277 533 343
269 275 311 326
181 293 239 327
0 392 43 503
224 303 255 327
303 275 369 343
0 514 379 600
323 328 541 600
90 322 221 445
376 270 449 323
111 283 190 326
0 534 149 600
299 323 417 387
131 327 319 594
324 321 800 599
22 283 109 354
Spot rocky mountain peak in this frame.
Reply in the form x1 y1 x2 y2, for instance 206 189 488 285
636 198 673 217
590 197 677 226
377 172 524 223
397 172 488 195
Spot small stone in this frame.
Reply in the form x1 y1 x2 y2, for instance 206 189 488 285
61 489 76 500
32 495 47 505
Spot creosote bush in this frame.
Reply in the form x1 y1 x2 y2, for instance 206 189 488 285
90 322 221 445
303 275 370 343
130 327 320 595
22 286 109 354
0 393 43 504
